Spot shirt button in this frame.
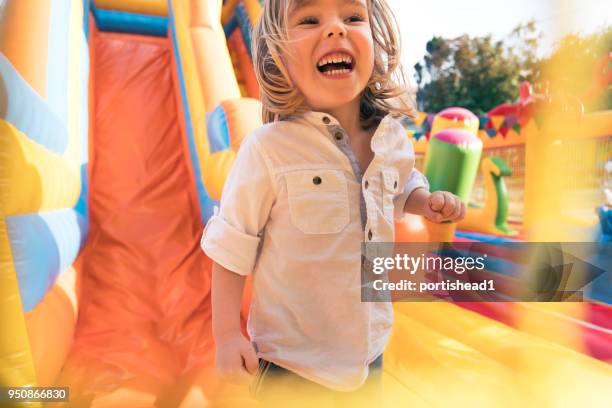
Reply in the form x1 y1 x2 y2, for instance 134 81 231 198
313 176 322 185
368 229 373 240
364 180 369 189
334 131 343 141
322 116 331 124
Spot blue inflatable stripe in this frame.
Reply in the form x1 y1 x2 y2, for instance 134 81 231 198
169 5 217 222
589 273 611 304
435 246 522 277
206 105 230 154
83 0 90 38
46 0 71 124
223 15 238 39
455 230 522 243
481 256 521 277
0 54 68 154
7 209 88 312
74 164 89 221
74 36 90 221
235 3 253 58
93 7 168 37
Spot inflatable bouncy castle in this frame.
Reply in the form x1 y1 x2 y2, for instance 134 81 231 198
1 0 261 405
1 0 611 407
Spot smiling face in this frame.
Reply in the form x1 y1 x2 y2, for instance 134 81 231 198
283 0 375 112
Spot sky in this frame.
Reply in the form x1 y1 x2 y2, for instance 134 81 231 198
387 0 612 82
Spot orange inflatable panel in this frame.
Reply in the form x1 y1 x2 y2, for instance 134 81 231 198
56 32 252 407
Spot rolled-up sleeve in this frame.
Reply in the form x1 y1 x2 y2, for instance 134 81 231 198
201 135 275 276
393 169 430 220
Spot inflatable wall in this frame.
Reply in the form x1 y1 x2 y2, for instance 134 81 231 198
1 0 260 405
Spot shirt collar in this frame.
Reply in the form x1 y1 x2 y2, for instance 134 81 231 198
292 110 397 136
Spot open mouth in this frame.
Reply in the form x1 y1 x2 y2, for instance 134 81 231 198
316 52 355 76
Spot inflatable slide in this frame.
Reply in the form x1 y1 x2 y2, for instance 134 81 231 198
1 0 260 405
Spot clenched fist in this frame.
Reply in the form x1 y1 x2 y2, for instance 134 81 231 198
215 333 259 385
423 191 466 223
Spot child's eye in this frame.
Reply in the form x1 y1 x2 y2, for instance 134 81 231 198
346 14 365 23
299 16 318 25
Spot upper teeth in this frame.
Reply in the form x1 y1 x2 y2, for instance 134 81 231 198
317 53 353 67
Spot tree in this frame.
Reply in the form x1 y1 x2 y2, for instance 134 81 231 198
539 26 611 112
414 21 541 114
414 21 611 114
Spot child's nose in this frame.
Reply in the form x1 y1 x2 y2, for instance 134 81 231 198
323 21 347 38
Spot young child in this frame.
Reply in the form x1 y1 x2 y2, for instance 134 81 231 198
201 0 465 404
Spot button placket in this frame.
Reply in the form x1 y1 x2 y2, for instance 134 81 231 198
327 125 345 144
363 193 378 233
364 215 377 242
321 120 369 229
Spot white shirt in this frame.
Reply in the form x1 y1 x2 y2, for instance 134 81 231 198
201 111 429 391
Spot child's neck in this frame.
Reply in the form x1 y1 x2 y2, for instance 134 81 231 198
317 99 367 140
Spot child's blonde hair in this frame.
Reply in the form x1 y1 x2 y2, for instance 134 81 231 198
251 0 415 128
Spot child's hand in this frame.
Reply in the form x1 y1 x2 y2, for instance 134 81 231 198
423 191 466 223
215 332 259 385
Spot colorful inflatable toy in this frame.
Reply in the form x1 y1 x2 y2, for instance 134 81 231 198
458 156 517 236
430 106 480 137
422 110 482 241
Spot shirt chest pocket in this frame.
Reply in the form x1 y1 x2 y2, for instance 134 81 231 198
284 169 350 234
381 168 400 221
